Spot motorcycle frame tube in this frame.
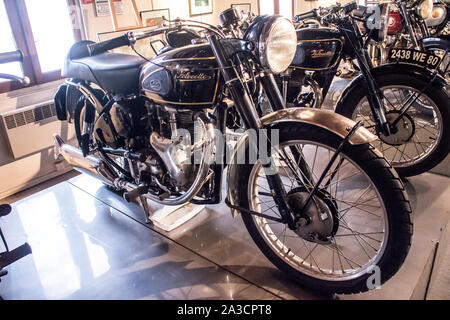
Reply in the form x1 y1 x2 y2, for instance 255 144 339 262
399 3 421 49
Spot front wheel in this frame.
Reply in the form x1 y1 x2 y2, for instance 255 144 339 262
235 124 412 294
336 73 450 177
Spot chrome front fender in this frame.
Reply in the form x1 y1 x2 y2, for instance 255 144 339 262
260 108 377 144
226 108 377 217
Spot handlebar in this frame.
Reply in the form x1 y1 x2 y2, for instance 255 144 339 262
87 26 184 56
294 9 318 23
87 34 131 56
0 50 23 65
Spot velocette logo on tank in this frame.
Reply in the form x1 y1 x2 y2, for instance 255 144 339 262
149 79 162 91
177 71 213 81
311 49 334 59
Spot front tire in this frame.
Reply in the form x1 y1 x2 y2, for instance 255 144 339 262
336 73 450 177
235 124 413 294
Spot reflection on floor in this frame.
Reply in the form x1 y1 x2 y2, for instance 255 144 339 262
0 170 449 300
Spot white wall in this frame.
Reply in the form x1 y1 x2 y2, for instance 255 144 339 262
295 0 354 14
82 0 259 41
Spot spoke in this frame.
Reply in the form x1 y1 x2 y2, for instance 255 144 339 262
258 196 282 218
338 221 383 245
335 232 384 237
328 196 381 210
330 238 362 270
338 184 374 220
332 238 345 273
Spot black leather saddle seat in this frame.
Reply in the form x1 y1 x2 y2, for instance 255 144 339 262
62 40 146 94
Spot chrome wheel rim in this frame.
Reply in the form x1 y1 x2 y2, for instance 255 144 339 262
247 141 389 281
352 85 443 168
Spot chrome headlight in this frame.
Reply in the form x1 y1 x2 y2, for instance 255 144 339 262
418 0 433 20
258 16 297 74
426 5 447 26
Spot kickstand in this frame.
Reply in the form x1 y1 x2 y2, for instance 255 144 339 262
139 195 152 224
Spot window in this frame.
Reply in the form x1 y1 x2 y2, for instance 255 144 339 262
258 0 294 20
0 0 82 94
0 0 23 80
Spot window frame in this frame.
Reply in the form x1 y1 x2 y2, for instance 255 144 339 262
0 0 82 94
258 0 295 20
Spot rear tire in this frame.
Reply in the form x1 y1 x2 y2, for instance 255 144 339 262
235 124 413 294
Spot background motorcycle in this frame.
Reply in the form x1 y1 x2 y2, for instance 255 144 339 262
367 0 449 77
53 8 412 293
280 2 450 177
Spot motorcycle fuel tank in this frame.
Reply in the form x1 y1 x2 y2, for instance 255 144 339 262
140 43 220 108
291 27 344 71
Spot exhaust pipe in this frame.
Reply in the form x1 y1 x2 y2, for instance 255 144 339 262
53 134 117 186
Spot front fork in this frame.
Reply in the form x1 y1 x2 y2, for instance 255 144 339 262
359 61 392 136
207 34 297 229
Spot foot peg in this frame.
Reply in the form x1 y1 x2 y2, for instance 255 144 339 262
123 185 148 203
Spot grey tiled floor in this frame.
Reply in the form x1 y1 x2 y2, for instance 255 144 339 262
1 170 449 299
0 174 324 300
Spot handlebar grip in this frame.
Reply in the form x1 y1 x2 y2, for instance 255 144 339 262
294 10 317 23
0 50 23 64
87 34 130 56
343 1 359 15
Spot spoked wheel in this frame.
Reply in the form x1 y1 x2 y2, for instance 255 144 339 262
236 124 412 294
337 74 450 177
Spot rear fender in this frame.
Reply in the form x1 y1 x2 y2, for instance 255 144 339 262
421 35 450 52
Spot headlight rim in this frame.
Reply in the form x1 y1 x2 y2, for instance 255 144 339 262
418 0 434 20
258 15 297 74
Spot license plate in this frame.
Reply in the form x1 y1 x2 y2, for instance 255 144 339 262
388 49 442 69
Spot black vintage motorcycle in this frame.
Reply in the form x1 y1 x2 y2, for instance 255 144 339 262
280 2 450 177
54 9 412 293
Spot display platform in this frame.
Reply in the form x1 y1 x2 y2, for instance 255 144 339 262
0 172 449 300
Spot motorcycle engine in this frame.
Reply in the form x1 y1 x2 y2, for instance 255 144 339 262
94 99 204 193
147 104 204 191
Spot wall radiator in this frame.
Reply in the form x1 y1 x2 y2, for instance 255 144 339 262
1 100 75 159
